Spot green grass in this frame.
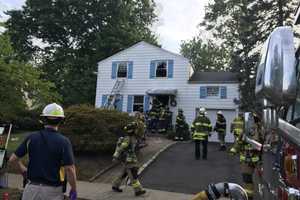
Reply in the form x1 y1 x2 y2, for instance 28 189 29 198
7 131 30 153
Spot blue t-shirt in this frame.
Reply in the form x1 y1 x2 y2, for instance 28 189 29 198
15 128 74 186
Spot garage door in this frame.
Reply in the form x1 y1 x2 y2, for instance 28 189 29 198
205 109 237 143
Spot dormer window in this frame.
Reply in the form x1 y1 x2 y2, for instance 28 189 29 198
156 61 167 78
117 62 128 78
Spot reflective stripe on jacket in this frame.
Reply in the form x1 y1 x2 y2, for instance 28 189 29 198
191 115 212 140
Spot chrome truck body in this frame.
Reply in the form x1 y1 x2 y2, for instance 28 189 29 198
254 20 300 199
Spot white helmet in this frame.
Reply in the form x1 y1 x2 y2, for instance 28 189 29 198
199 107 206 114
41 103 65 118
217 110 223 115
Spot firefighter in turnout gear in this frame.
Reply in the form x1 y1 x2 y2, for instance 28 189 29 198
214 111 227 151
230 113 263 200
230 112 244 155
112 121 146 196
175 109 189 141
158 106 168 134
191 107 212 160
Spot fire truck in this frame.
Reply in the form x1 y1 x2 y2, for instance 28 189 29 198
251 6 300 200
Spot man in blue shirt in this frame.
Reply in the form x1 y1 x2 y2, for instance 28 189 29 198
9 103 77 200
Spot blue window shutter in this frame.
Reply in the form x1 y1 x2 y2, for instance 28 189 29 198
111 62 118 79
127 95 134 112
116 95 123 111
220 86 227 99
168 60 174 78
101 95 108 107
200 87 207 99
128 61 133 79
150 61 156 79
144 95 150 112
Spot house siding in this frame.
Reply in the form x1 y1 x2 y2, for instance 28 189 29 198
95 41 239 142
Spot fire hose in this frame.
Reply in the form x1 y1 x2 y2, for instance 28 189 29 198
192 182 248 200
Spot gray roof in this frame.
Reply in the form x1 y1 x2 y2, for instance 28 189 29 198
188 72 239 84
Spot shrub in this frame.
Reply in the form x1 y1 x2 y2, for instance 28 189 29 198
13 109 42 131
60 105 133 153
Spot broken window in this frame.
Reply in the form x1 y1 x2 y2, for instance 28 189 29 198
156 61 167 78
117 62 127 78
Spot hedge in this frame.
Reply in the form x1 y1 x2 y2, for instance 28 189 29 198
60 105 133 153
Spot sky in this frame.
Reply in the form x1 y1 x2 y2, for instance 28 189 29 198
0 0 210 53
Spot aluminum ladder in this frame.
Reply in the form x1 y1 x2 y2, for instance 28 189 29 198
104 79 125 109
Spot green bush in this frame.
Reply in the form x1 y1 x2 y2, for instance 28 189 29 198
60 105 133 153
13 109 42 131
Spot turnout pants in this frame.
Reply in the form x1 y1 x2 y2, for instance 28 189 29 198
217 132 226 147
241 163 256 200
194 139 208 159
112 164 144 193
22 184 64 200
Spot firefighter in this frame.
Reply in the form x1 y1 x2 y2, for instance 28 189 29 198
175 109 188 141
112 121 146 196
214 111 227 151
158 106 168 134
230 113 263 200
135 111 146 142
191 107 212 160
231 112 244 142
148 107 158 133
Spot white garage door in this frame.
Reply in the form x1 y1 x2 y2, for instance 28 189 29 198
205 109 237 143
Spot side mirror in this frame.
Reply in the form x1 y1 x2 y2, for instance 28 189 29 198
244 112 255 137
255 26 297 106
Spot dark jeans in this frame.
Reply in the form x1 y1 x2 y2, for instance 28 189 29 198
195 139 208 159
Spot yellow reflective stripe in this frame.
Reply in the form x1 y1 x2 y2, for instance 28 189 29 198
193 132 208 136
195 122 211 127
59 167 65 182
132 180 141 188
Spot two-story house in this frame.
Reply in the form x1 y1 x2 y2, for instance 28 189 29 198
95 41 240 142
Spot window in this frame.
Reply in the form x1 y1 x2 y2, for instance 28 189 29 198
156 61 167 78
207 86 220 97
117 62 128 78
133 96 144 112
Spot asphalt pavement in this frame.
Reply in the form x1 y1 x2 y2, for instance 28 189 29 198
141 142 243 195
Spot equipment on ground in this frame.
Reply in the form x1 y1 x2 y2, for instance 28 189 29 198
192 182 248 200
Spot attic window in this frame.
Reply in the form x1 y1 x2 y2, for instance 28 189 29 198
117 62 128 78
156 61 167 78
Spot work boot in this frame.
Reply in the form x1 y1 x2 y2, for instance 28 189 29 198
112 186 123 193
135 189 146 196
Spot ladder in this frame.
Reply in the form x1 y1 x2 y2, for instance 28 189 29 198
104 79 125 109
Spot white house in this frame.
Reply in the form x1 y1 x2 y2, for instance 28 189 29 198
95 41 240 142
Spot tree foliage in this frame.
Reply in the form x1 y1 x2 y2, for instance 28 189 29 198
0 34 60 122
181 37 230 72
5 0 158 106
201 0 298 110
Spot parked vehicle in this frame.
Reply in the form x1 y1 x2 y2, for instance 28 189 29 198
248 8 300 200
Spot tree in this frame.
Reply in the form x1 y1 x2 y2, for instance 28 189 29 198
0 33 60 122
201 0 298 110
180 37 230 72
5 0 158 106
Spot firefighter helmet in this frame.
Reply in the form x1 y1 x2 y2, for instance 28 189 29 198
41 103 65 118
199 107 206 114
217 111 223 115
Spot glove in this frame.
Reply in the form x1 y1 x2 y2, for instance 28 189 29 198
69 189 77 200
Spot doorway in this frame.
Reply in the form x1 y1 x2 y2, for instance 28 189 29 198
156 95 170 107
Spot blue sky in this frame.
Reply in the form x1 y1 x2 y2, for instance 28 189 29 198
0 0 209 53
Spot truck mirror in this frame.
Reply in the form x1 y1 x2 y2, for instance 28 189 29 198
244 112 255 137
255 26 297 106
263 108 278 131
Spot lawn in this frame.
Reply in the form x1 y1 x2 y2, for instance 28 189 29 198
7 131 29 154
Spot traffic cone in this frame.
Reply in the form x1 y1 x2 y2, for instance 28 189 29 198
3 192 9 200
